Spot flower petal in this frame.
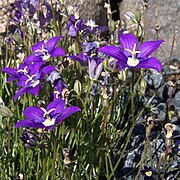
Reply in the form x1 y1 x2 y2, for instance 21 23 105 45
98 46 127 63
50 47 65 57
23 106 44 122
94 63 103 80
41 65 55 79
47 36 62 52
88 59 96 78
69 53 89 66
120 33 138 51
17 75 28 86
47 99 65 113
139 40 164 58
2 68 19 82
24 54 43 64
56 106 80 124
2 67 18 76
136 57 162 72
14 87 30 101
32 41 45 53
28 85 40 96
15 119 44 128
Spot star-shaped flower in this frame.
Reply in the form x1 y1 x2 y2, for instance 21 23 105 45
98 32 164 72
15 99 80 130
14 63 55 101
24 36 65 63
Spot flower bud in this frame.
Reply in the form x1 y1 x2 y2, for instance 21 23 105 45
19 129 41 149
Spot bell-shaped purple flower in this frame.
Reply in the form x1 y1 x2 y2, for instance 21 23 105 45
24 36 65 63
15 99 80 130
69 53 89 66
47 71 68 100
14 63 55 101
98 32 164 72
88 57 103 80
67 14 84 37
19 129 41 148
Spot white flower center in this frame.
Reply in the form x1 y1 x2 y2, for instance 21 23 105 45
25 74 40 87
127 57 139 67
34 44 51 61
42 117 56 127
124 43 140 67
42 53 51 61
41 108 56 127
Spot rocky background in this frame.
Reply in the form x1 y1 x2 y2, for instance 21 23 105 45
118 0 180 64
0 0 179 64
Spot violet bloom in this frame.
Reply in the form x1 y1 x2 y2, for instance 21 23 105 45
69 53 89 66
14 63 55 101
83 19 108 36
88 57 103 80
47 71 68 100
67 14 84 37
15 99 80 130
12 0 39 23
24 36 65 63
82 41 99 53
20 129 41 148
98 32 164 72
38 2 53 27
2 62 39 83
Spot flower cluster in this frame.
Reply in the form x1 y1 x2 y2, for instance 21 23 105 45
69 42 103 80
3 35 80 130
11 0 54 28
3 36 65 101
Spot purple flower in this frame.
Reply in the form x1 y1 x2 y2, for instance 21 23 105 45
24 36 65 63
70 52 103 80
3 62 55 101
38 2 53 27
82 41 99 53
19 129 41 148
88 57 103 80
47 71 68 100
69 53 89 66
12 0 39 23
82 19 108 36
15 99 80 130
67 14 84 37
14 63 55 101
2 63 37 83
98 32 164 72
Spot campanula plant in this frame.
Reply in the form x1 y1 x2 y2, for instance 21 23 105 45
15 98 80 130
98 31 164 72
2 1 178 180
25 36 65 63
3 62 55 101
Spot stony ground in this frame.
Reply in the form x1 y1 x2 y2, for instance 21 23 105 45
0 1 15 32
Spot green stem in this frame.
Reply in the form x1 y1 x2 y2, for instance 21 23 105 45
51 139 57 180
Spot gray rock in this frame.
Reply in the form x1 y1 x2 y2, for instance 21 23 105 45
171 91 180 117
63 0 107 26
119 0 180 63
144 71 163 88
157 103 167 121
